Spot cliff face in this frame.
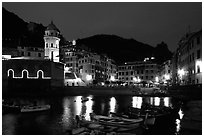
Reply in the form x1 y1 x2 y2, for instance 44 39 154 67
77 35 172 64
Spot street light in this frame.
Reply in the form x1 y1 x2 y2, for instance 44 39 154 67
164 74 170 80
178 69 185 76
86 74 92 81
155 76 159 83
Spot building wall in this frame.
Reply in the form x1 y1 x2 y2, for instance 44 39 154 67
2 59 64 92
176 30 202 85
118 61 159 84
17 46 44 58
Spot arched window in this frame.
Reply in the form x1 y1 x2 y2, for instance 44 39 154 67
7 69 14 78
22 69 29 79
37 70 44 79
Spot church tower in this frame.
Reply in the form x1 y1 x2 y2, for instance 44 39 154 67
44 21 60 62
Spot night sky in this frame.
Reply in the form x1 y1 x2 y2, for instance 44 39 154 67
2 2 202 52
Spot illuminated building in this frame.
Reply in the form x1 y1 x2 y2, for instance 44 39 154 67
44 21 60 62
61 41 117 85
118 59 159 85
175 30 202 85
158 60 172 84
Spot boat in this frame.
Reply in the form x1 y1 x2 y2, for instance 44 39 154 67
91 114 143 128
21 104 51 112
127 105 172 125
81 97 89 102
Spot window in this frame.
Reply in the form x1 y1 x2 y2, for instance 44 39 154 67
197 50 201 59
122 72 124 75
46 43 48 48
131 77 133 80
151 76 153 79
119 72 121 76
131 71 134 75
146 76 148 79
21 52 24 56
126 72 128 75
151 70 153 73
146 70 148 73
38 53 41 57
28 52 31 56
51 43 53 47
126 77 128 80
141 70 143 74
141 76 143 79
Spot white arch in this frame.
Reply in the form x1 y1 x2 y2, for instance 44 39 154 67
37 70 44 79
7 69 14 78
22 69 29 78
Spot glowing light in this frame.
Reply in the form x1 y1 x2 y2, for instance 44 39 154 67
150 97 154 105
154 97 160 106
7 69 51 79
2 55 11 60
133 77 137 82
132 96 143 109
164 97 170 107
86 74 92 81
178 69 185 76
137 77 141 82
74 96 82 115
109 97 116 113
72 40 76 45
196 60 202 73
164 74 170 80
84 96 94 120
155 76 159 82
178 108 184 120
110 76 115 81
151 57 155 59
176 119 181 134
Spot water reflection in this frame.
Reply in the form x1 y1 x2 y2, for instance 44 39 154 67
164 97 170 107
132 96 142 108
109 97 116 113
74 96 82 115
84 96 94 120
62 98 72 128
176 108 184 134
154 97 160 106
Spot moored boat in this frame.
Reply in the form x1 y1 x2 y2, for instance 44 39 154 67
21 104 51 112
92 114 143 128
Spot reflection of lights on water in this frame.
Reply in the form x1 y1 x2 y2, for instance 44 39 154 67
150 97 154 105
176 119 181 134
176 109 184 134
75 96 82 115
154 97 160 106
109 97 116 113
164 97 170 107
132 96 142 109
62 98 72 127
178 108 184 120
84 96 93 120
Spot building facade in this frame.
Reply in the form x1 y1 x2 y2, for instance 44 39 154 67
44 21 60 62
61 41 117 85
118 59 159 85
175 30 202 85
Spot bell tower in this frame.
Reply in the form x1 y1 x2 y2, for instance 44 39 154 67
44 21 60 62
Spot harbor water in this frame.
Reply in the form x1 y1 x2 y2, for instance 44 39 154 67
2 95 201 135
